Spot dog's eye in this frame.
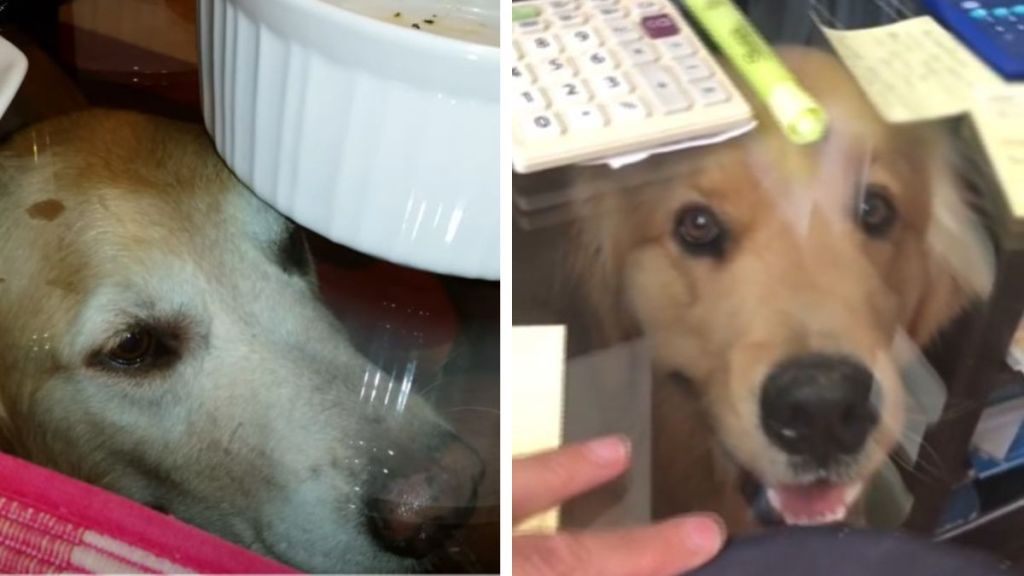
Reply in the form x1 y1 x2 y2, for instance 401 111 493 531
675 204 726 257
106 329 156 367
858 185 897 237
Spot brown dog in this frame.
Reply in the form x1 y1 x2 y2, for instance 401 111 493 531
566 47 993 530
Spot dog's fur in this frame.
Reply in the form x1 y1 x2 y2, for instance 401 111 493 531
566 47 994 529
0 110 474 572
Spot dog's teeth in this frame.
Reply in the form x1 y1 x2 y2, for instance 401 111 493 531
781 505 848 527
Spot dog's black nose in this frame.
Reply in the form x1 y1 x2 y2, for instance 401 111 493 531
760 354 878 465
365 432 484 558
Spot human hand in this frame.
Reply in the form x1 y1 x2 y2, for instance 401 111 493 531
512 435 726 576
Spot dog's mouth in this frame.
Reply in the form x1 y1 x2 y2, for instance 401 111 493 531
740 469 863 527
764 482 863 526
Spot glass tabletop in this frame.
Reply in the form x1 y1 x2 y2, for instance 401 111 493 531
0 2 498 573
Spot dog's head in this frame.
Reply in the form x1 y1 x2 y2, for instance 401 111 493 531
572 47 993 525
0 110 482 572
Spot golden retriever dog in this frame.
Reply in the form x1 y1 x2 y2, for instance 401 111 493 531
0 110 482 573
566 47 994 530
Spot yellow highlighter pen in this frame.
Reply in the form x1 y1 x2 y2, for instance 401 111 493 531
681 0 829 145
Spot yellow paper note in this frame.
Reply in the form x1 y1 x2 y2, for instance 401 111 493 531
510 325 566 534
817 16 1004 123
971 85 1024 218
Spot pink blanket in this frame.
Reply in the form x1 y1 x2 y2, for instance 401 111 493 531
0 451 295 574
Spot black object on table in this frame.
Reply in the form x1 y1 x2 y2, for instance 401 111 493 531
691 526 1009 575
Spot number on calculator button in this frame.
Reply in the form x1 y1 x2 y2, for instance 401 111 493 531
591 71 633 97
512 63 535 87
551 80 593 106
523 34 562 59
608 97 649 122
516 87 549 111
540 56 577 81
565 104 608 131
562 27 602 52
581 48 617 71
522 113 564 140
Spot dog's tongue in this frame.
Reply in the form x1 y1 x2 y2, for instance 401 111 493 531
769 484 849 525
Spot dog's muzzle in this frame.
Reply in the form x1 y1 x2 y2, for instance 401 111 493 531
364 432 484 558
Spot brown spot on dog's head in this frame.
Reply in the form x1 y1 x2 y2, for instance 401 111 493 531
26 199 65 222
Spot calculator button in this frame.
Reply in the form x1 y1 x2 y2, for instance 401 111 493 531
1014 5 1024 16
523 34 563 59
657 35 695 57
538 56 578 82
581 48 618 72
604 19 642 42
674 56 712 81
691 79 731 105
969 7 988 18
959 1 980 8
550 80 593 106
511 63 535 88
515 18 548 34
564 104 608 131
634 0 665 14
608 97 649 122
521 113 565 140
590 0 620 6
513 4 543 21
641 14 680 38
516 87 550 111
552 11 588 27
590 71 634 98
548 0 579 11
993 7 1012 18
620 41 659 65
637 63 691 112
597 6 628 19
561 27 602 52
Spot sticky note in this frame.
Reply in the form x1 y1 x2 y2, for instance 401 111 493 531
816 15 1004 123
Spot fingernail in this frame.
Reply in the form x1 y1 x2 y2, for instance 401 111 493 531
681 514 726 553
583 435 630 464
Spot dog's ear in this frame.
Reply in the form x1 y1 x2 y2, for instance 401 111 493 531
908 140 995 344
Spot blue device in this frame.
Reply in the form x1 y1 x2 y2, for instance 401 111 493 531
920 0 1024 79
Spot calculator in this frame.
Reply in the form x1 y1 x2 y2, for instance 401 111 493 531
510 0 754 173
921 0 1024 79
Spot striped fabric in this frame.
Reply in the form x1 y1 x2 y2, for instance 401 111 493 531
0 452 295 574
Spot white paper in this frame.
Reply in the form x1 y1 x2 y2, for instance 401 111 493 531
590 120 758 170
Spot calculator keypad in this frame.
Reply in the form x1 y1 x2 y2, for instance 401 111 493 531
512 0 753 171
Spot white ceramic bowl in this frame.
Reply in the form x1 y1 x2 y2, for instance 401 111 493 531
0 35 28 120
198 0 499 280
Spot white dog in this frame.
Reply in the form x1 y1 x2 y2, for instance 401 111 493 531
0 109 482 573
